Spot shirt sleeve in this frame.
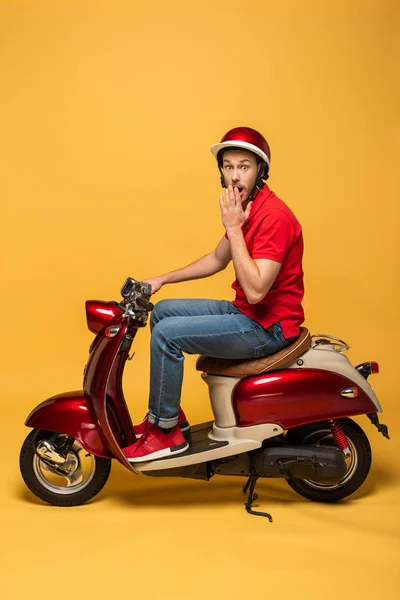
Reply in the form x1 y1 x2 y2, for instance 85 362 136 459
251 210 294 263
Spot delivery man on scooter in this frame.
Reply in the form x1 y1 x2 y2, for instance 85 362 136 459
122 127 305 462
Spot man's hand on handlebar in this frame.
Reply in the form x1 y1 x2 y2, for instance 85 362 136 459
141 276 164 295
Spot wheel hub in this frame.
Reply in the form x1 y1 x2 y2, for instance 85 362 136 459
36 439 79 475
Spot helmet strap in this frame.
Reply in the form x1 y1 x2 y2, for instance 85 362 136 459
249 162 268 199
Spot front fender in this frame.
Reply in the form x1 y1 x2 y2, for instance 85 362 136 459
25 391 112 458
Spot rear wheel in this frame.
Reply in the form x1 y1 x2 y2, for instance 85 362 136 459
284 418 371 502
20 429 112 506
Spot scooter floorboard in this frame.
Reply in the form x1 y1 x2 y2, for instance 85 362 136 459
135 421 278 472
180 421 229 457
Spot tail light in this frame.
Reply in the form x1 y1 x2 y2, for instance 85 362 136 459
356 361 379 379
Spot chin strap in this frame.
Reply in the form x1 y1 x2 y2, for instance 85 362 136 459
248 161 270 200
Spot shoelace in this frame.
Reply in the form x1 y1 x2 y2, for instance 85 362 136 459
137 422 153 449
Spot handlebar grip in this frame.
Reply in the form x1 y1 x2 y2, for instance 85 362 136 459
136 295 154 311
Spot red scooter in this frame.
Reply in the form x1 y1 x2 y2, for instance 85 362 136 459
20 278 389 520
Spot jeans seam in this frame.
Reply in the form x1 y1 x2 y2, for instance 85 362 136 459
153 337 168 420
172 324 260 341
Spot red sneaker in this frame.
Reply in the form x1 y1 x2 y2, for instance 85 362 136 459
123 423 189 462
134 408 190 438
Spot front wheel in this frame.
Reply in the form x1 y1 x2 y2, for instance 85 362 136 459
284 418 372 502
20 429 112 506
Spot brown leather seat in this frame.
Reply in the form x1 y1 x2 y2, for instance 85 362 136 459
196 327 311 377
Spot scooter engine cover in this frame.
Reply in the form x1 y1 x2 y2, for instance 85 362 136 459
252 445 347 483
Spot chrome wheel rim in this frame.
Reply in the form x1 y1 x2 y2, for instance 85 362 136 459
33 436 96 495
301 430 359 490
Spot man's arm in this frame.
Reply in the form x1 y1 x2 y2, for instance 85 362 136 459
142 236 231 293
162 236 231 284
220 185 282 304
227 228 281 304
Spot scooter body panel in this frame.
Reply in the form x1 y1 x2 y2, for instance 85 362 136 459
82 316 139 471
233 368 377 429
289 345 382 411
25 391 112 458
85 300 124 333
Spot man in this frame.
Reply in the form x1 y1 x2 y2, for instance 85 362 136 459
122 127 305 462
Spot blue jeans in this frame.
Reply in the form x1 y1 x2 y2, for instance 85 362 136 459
147 299 296 428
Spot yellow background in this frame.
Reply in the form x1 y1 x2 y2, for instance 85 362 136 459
1 0 399 598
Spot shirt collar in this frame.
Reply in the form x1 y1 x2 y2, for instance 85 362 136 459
244 184 273 227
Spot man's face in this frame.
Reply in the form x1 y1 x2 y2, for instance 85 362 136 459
221 149 259 203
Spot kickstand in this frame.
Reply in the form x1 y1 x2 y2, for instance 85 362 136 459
243 474 273 522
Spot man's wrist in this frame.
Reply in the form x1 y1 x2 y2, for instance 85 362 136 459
226 226 243 237
159 274 169 285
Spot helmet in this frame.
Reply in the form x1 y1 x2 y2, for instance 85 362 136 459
211 126 271 172
211 127 271 194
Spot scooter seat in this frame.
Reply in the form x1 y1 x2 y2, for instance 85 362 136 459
196 327 311 377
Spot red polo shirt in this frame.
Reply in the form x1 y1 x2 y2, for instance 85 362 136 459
225 184 304 338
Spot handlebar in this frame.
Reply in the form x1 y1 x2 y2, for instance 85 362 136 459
120 278 154 316
135 294 154 312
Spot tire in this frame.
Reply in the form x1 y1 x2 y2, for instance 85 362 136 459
284 418 371 502
20 429 112 506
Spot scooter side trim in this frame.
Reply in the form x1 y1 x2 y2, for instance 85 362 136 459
135 422 284 472
101 326 139 474
290 346 382 412
209 423 284 442
24 391 113 458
